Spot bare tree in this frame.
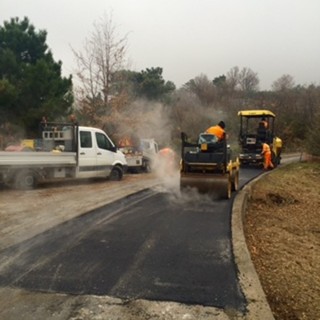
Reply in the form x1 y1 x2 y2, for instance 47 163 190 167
183 74 216 106
226 66 259 92
272 74 295 91
72 12 129 125
171 88 204 139
238 67 259 92
226 66 240 91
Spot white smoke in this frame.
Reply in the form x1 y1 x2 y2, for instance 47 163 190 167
152 153 220 205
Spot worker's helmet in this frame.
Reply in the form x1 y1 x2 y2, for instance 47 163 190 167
218 121 225 129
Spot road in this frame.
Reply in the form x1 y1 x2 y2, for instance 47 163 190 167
0 166 264 319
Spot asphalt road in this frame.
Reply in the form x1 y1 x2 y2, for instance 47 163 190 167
0 167 262 314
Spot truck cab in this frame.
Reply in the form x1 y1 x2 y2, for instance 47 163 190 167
77 126 127 180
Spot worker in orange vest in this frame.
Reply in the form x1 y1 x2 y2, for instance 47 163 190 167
157 147 177 176
261 142 274 170
205 121 226 141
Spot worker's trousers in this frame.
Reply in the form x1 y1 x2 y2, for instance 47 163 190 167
264 152 274 170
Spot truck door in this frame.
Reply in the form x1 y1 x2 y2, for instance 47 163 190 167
77 130 99 178
95 131 115 176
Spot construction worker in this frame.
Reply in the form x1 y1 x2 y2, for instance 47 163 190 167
259 117 268 129
205 121 226 141
156 147 177 177
257 117 268 142
261 142 274 170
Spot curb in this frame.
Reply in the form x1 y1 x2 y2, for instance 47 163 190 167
232 173 275 320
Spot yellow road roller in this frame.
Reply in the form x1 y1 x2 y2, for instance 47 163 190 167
180 132 240 199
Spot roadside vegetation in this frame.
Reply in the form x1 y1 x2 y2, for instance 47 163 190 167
1 15 320 156
245 161 320 320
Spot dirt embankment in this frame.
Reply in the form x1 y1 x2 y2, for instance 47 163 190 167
244 162 320 320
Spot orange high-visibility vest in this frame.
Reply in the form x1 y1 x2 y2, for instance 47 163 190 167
205 125 225 140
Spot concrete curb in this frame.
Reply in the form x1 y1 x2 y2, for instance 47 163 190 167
232 174 275 320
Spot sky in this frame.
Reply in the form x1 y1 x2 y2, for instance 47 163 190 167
1 0 320 90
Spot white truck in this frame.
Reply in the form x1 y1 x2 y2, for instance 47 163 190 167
119 138 158 173
0 122 128 189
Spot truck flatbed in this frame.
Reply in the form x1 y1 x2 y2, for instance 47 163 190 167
0 151 77 167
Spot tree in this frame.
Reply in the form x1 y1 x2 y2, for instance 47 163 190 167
238 67 259 92
306 111 320 156
73 13 129 125
170 88 209 141
226 66 240 91
131 67 175 102
0 17 73 136
183 74 215 106
212 75 226 87
272 74 295 91
226 66 259 92
104 68 176 144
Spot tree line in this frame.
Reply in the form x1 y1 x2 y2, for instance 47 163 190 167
1 16 320 155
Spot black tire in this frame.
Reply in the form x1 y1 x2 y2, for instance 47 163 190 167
109 166 123 181
14 170 37 190
143 160 151 173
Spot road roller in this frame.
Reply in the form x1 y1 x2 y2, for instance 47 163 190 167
180 132 240 199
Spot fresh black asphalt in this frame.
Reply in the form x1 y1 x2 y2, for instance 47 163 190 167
0 168 261 312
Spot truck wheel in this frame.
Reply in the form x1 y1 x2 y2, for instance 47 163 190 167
144 160 151 173
109 166 123 181
14 170 37 190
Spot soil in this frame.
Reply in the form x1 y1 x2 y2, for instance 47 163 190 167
244 161 320 320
